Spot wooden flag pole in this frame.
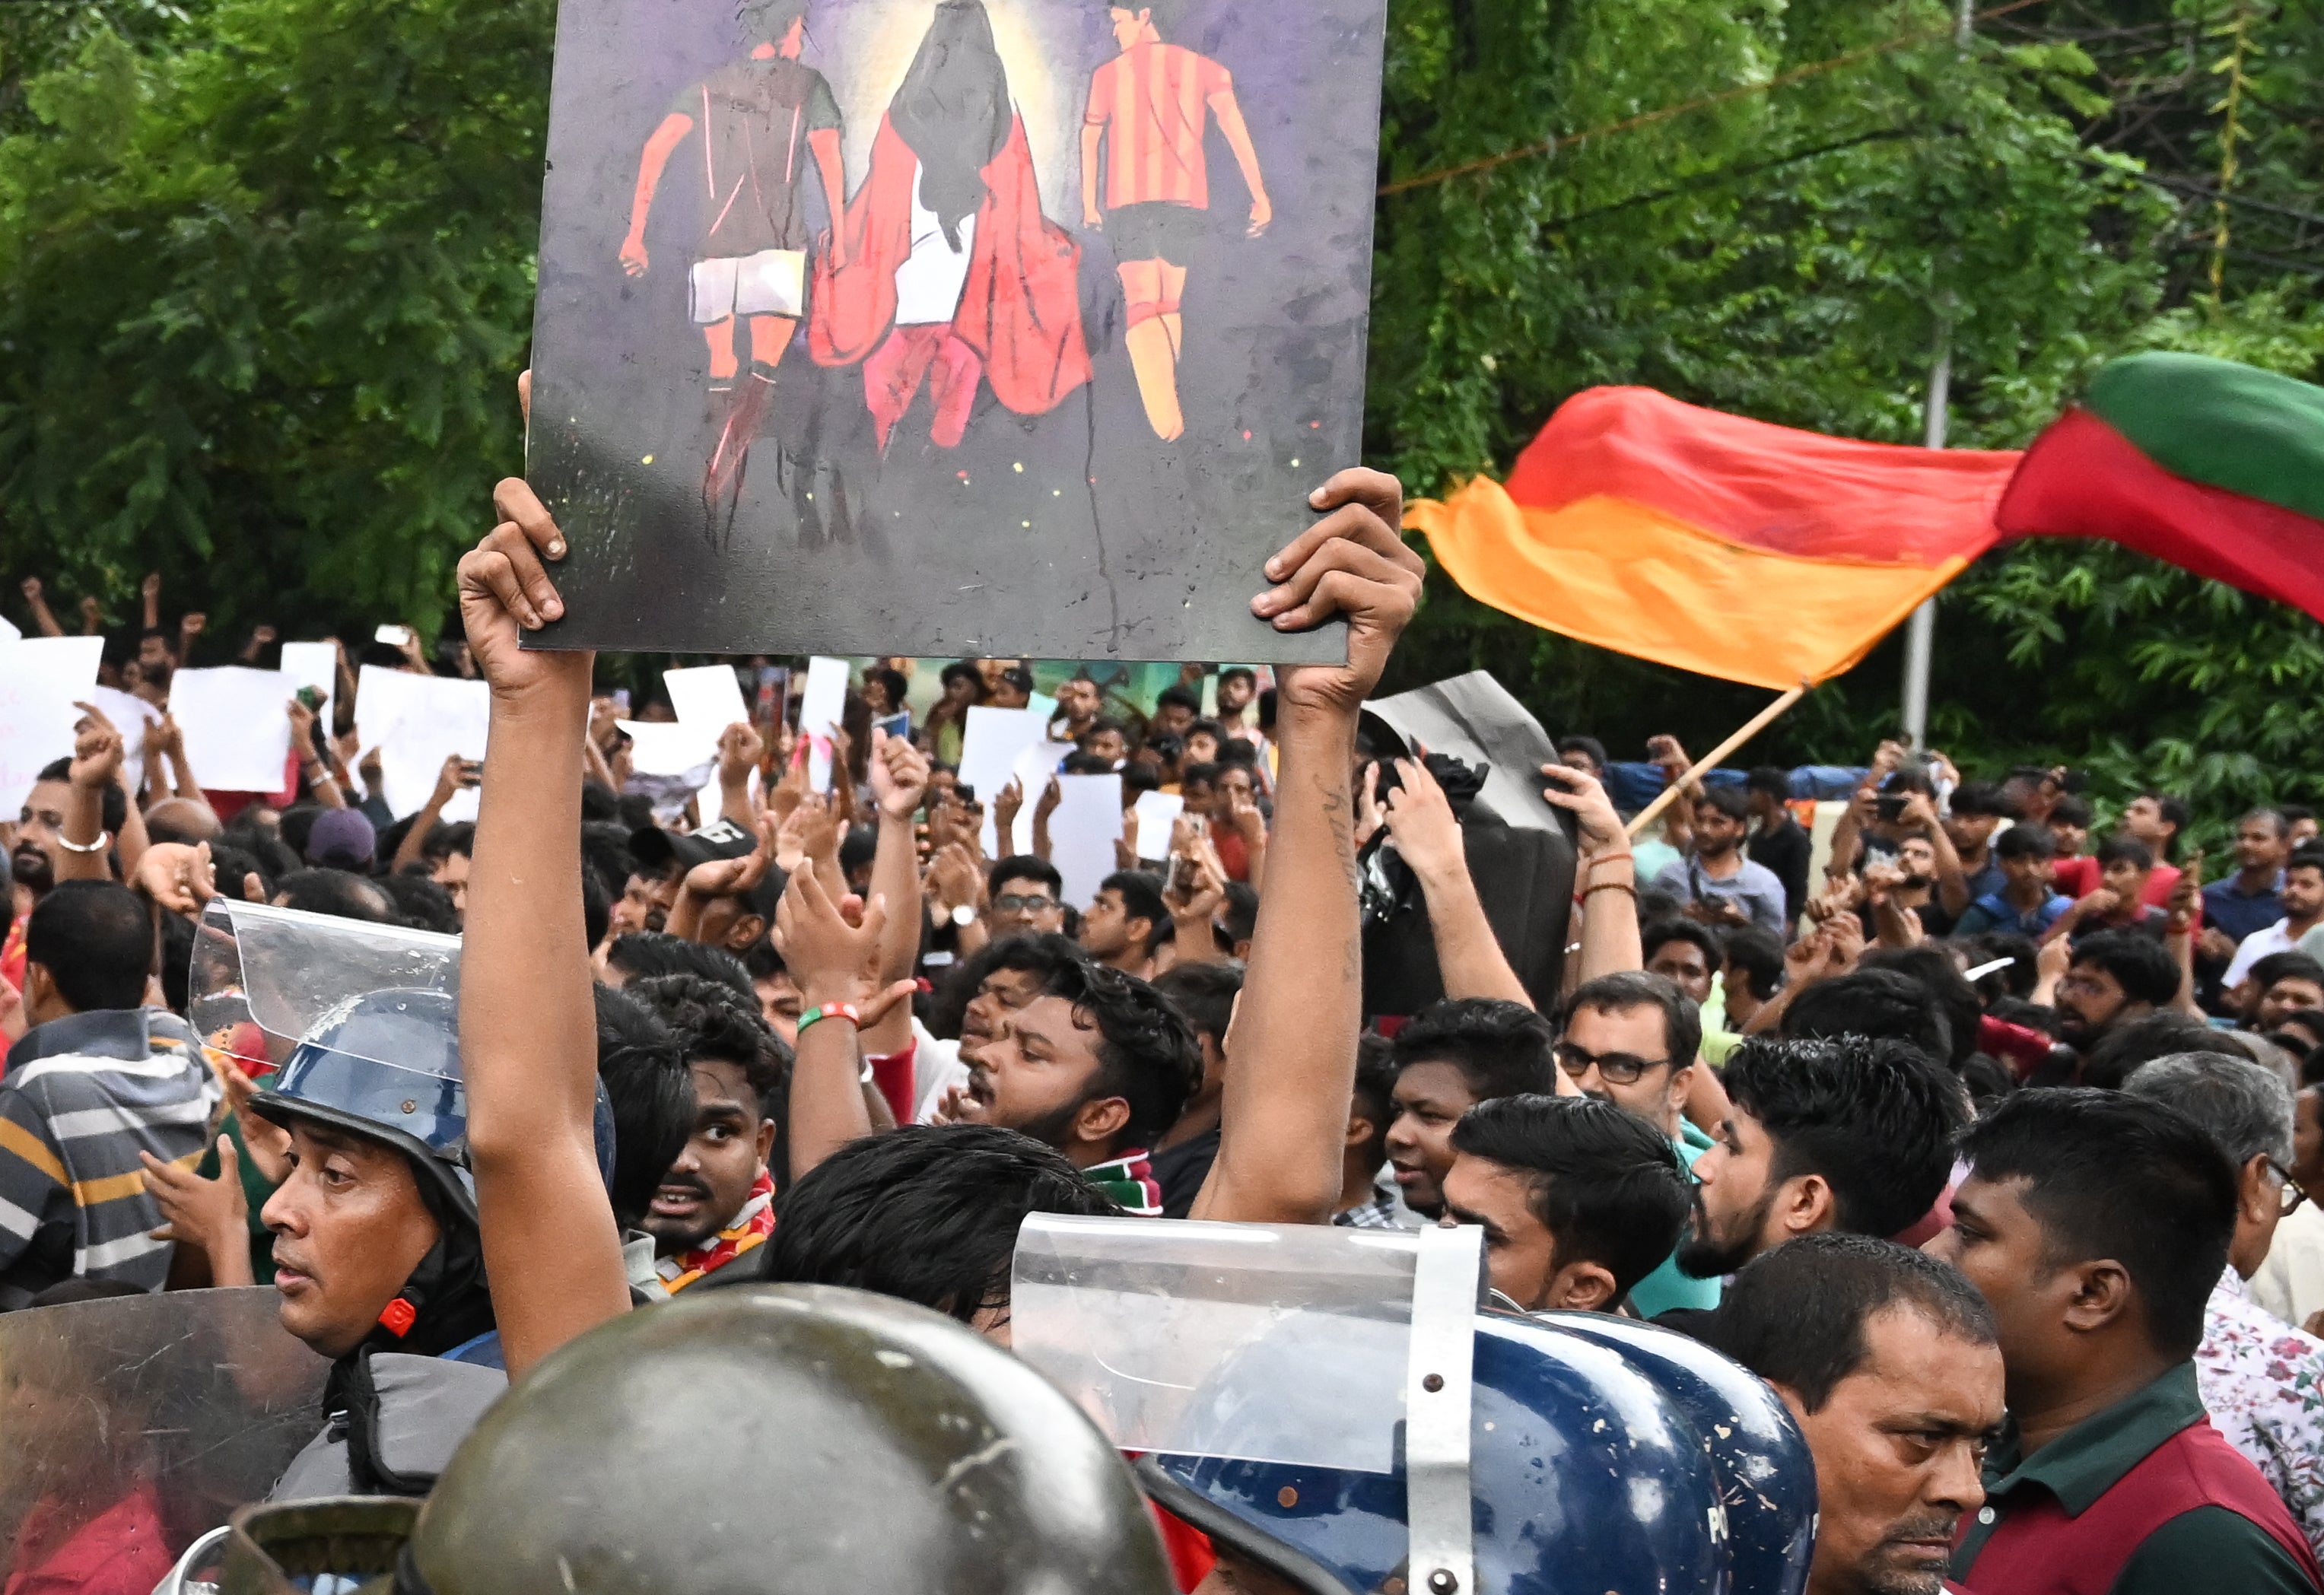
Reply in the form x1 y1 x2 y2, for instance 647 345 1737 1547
1624 682 1811 839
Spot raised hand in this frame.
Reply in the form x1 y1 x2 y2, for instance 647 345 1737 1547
1034 773 1063 825
683 813 777 901
68 702 125 793
459 475 589 700
993 777 1025 842
141 1136 250 1283
1382 755 1465 879
133 840 219 915
716 720 765 791
1540 762 1626 856
773 865 889 1010
870 728 930 822
1255 469 1424 716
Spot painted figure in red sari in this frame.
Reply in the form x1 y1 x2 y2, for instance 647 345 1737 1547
809 0 1090 451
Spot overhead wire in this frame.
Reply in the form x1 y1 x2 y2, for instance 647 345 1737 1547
1377 0 2059 199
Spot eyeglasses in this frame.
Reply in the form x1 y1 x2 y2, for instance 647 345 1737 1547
994 894 1057 913
1554 1041 1673 1086
2269 1158 2309 1217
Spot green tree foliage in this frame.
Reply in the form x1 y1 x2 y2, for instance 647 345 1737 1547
0 0 548 639
0 0 2317 834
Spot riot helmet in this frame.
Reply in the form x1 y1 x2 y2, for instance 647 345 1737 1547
394 1284 1180 1594
192 901 491 1365
1011 1215 1817 1595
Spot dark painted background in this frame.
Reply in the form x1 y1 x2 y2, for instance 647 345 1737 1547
526 0 1388 661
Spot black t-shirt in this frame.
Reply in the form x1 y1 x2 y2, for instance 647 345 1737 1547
676 55 843 258
1747 816 1813 927
1151 1126 1220 1220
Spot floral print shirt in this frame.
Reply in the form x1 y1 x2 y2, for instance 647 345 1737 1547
2198 1264 2324 1558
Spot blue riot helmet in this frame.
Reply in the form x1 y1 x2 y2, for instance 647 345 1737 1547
1543 1312 1817 1595
1013 1215 1817 1595
250 987 475 1218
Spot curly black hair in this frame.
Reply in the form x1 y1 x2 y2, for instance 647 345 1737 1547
625 973 793 1117
1043 959 1200 1149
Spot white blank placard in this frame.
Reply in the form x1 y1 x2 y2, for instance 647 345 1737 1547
0 636 102 815
618 720 717 779
280 642 339 739
354 666 491 821
88 686 159 771
1133 791 1185 862
800 656 849 793
663 665 751 733
171 668 296 793
1051 774 1125 909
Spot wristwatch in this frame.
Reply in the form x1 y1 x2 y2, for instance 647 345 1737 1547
950 903 976 928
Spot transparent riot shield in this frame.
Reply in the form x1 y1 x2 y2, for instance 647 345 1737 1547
189 898 460 1079
0 1287 330 1587
1010 1215 1483 1473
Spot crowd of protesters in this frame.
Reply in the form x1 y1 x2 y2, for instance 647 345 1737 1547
8 455 2324 1593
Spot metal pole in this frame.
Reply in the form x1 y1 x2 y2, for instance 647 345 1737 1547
1900 328 1949 748
1902 0 1973 749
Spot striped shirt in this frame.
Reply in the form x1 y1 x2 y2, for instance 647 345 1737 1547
0 1008 219 1309
1086 42 1235 211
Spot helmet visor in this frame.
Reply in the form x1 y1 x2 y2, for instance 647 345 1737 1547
1012 1215 1474 1473
192 898 460 1077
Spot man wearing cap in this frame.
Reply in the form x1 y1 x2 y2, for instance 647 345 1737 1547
655 815 780 955
2 880 215 1307
304 807 377 874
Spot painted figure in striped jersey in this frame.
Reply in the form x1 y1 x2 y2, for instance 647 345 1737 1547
1081 2 1273 441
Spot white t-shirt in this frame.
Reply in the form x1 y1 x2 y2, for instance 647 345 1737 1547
2227 920 2297 987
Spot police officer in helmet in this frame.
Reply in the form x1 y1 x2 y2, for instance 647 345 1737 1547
249 987 498 1381
211 1285 1180 1595
1010 1216 1820 1595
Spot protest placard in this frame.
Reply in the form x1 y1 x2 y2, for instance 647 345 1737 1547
0 637 101 815
1006 739 1076 854
88 687 159 771
663 665 752 734
523 0 1385 662
1131 790 1184 863
798 656 849 793
1048 772 1123 910
280 642 340 738
169 668 295 795
354 666 492 821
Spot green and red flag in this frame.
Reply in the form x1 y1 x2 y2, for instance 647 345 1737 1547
1997 352 2324 612
1406 354 2324 690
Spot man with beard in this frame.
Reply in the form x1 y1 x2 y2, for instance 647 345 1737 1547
1669 1035 1964 1333
2226 850 2324 990
623 975 790 1293
1718 1234 2007 1595
2056 929 2185 1062
8 751 131 992
1382 998 1559 1219
944 955 1198 1214
1438 1092 1690 1313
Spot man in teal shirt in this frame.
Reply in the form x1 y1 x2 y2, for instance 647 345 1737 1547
1553 971 1720 1318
